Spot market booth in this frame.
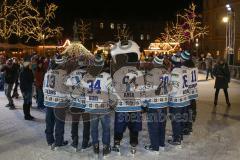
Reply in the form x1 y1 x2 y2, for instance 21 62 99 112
143 41 181 58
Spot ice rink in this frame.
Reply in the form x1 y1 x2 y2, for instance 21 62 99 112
0 74 240 160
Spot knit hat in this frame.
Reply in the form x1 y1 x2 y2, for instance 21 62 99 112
153 55 164 65
171 54 181 63
180 51 191 61
55 53 67 64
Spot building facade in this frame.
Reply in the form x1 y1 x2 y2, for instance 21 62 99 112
74 18 164 51
202 0 240 65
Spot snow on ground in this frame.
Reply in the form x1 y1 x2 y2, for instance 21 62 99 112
0 74 240 160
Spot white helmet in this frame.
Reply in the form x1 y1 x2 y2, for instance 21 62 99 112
110 40 141 63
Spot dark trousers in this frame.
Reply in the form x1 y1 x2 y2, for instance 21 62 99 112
70 108 90 147
183 100 197 132
22 89 33 117
114 112 142 147
206 68 214 80
214 88 230 105
36 87 45 109
45 107 66 146
0 73 4 91
4 83 14 106
147 108 167 150
91 114 111 146
169 107 185 141
12 79 19 96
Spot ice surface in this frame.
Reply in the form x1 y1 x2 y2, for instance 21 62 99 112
0 74 240 160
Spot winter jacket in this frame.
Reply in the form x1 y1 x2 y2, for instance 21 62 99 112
0 64 15 84
12 63 20 82
35 67 45 89
20 67 34 92
213 63 230 89
205 57 213 69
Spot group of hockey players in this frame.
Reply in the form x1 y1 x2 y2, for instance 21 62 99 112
43 40 198 157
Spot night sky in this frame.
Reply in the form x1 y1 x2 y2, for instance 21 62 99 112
46 0 202 37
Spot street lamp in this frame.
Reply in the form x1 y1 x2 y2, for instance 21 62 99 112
222 17 229 23
223 4 236 65
195 38 199 58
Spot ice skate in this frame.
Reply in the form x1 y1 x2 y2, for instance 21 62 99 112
168 139 182 149
112 144 121 155
81 142 92 152
144 145 159 155
130 146 136 155
103 145 111 158
51 141 68 151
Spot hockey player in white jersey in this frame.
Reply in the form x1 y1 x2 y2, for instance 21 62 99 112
144 55 171 153
180 51 198 135
65 56 91 151
44 53 69 150
81 53 113 157
111 40 145 155
168 54 190 147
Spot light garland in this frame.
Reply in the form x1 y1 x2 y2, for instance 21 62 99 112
160 3 208 44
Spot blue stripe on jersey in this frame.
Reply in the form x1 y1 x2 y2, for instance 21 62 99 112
115 106 143 112
189 94 198 100
85 108 112 114
70 102 86 109
148 102 169 109
168 101 190 107
44 101 68 108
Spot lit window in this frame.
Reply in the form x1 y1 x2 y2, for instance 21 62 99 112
100 23 104 29
140 34 144 40
147 34 150 40
110 23 114 29
117 24 121 29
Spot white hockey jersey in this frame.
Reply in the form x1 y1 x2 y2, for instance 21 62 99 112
169 67 190 107
81 72 112 113
65 69 87 109
112 66 145 112
188 67 198 100
144 67 171 109
43 69 69 108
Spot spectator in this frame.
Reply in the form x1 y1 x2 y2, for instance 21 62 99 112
12 57 20 98
213 58 231 107
20 57 35 120
35 59 45 110
205 53 214 80
1 58 16 109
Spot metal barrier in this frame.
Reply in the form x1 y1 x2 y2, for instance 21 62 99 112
229 65 240 80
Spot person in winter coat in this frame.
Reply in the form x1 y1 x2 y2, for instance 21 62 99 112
35 59 45 110
213 58 231 107
1 58 16 109
20 58 35 120
205 53 214 80
12 57 20 98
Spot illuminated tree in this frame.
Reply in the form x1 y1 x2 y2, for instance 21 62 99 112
115 25 131 41
23 3 63 43
0 0 62 43
160 3 208 45
9 0 39 38
0 0 13 40
177 3 208 43
78 19 91 45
